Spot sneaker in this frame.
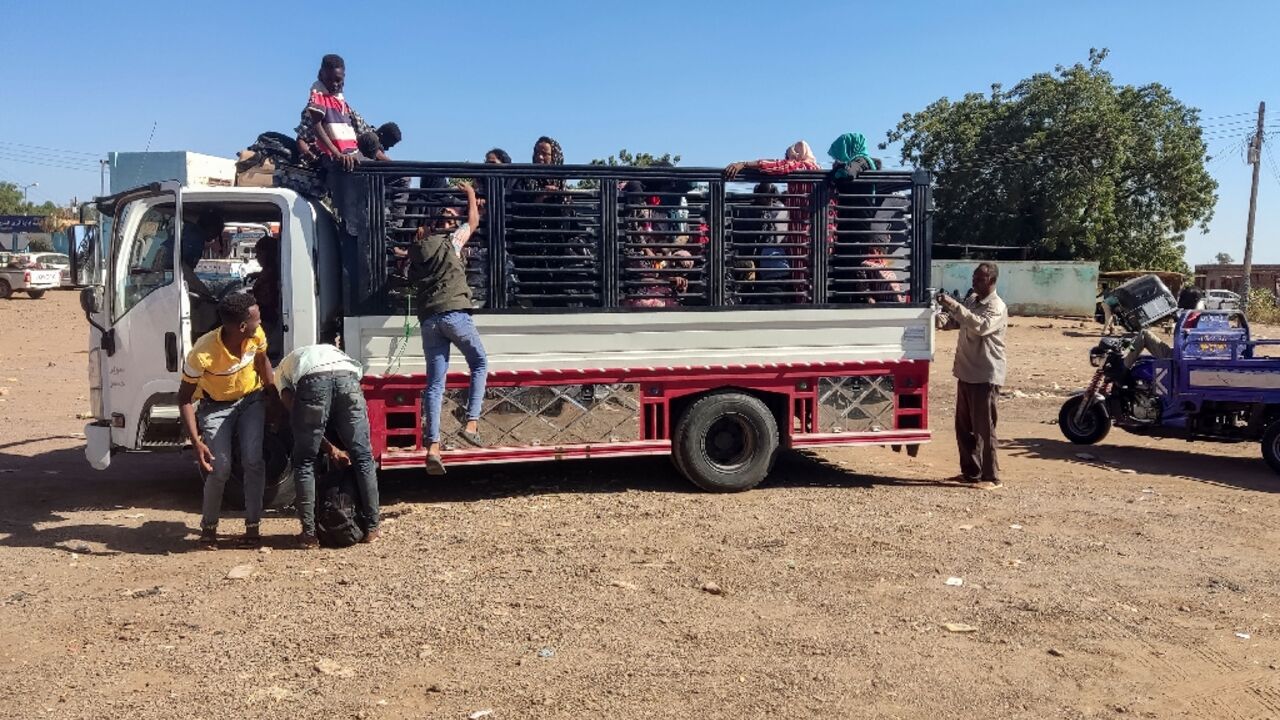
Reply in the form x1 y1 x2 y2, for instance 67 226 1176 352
297 532 320 549
360 528 381 544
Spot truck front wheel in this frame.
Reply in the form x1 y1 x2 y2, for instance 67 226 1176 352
212 425 296 511
672 391 779 492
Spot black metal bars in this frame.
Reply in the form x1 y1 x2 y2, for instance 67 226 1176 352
354 163 929 315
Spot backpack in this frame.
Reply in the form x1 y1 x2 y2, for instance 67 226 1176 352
315 464 365 548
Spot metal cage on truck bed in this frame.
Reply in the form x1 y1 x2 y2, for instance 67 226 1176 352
317 163 936 487
341 163 932 316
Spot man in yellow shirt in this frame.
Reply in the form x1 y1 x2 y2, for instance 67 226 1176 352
178 292 277 549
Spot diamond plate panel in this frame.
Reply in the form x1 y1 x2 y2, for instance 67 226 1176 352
817 375 895 432
438 384 641 449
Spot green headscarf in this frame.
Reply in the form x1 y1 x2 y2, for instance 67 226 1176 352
828 132 873 178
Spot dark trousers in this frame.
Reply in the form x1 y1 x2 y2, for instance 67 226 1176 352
955 381 1000 481
291 371 380 535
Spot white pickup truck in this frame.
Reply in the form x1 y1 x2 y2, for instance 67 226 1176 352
0 256 60 299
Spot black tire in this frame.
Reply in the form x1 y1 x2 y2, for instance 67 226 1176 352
0 279 11 299
218 424 296 510
672 391 779 492
1260 420 1280 476
1058 396 1111 445
26 289 45 300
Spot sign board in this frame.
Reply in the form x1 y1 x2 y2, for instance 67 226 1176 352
0 216 44 233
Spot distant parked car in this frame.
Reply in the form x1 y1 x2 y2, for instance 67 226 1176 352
1204 289 1241 311
29 252 73 287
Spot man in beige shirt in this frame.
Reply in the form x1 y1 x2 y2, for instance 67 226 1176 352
937 263 1008 488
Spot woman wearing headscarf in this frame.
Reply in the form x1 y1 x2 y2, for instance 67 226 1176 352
827 132 877 179
723 140 822 302
826 132 904 303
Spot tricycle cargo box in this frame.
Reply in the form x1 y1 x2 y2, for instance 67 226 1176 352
1108 274 1176 332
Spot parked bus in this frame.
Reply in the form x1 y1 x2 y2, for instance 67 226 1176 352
75 162 933 506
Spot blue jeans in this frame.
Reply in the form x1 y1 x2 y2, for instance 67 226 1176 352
421 310 489 443
290 371 380 535
197 390 266 531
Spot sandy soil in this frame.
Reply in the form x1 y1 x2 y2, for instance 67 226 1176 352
2 292 1279 720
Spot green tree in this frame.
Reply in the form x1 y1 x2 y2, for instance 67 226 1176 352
0 181 57 216
578 149 682 189
1215 252 1234 264
884 49 1217 273
25 236 53 252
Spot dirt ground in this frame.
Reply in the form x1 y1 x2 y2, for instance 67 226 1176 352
2 292 1279 720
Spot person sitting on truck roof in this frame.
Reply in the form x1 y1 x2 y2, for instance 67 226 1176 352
177 292 276 550
406 181 489 475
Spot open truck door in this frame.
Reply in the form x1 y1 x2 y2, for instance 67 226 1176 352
82 181 191 468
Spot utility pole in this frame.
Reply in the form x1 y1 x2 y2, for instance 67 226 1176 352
1242 101 1266 311
99 158 108 197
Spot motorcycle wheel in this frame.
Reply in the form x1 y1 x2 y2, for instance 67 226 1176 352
1058 396 1112 445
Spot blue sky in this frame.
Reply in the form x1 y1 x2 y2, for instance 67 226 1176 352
2 0 1276 265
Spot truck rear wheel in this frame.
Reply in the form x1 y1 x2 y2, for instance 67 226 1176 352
0 280 11 299
672 391 779 492
26 290 45 299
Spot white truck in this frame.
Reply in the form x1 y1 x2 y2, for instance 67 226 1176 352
76 164 934 506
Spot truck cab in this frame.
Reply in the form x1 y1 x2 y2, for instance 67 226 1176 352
79 182 341 504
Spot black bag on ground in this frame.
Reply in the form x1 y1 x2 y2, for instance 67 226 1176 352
315 462 365 548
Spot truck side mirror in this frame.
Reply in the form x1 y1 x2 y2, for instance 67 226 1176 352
80 285 103 314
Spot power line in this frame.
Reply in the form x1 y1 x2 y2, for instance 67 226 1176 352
0 140 102 158
1200 111 1256 121
1265 144 1280 190
0 152 101 173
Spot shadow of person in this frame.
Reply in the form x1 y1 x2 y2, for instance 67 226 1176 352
0 519 196 556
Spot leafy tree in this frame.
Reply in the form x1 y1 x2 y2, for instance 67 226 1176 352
885 49 1217 273
0 181 57 216
578 149 682 189
1215 252 1234 264
25 236 53 252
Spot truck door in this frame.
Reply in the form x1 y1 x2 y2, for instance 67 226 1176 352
83 183 190 466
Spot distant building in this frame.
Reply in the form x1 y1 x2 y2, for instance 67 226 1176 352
1195 263 1280 297
108 151 235 195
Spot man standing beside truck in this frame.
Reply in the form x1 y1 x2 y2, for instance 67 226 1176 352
937 263 1007 489
178 292 276 550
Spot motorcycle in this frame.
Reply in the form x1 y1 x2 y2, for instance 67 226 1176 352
1058 336 1163 444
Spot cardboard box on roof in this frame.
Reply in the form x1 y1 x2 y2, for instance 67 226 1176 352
108 151 235 194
